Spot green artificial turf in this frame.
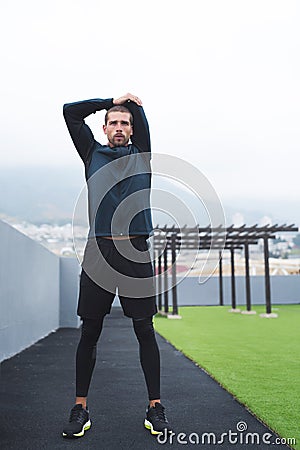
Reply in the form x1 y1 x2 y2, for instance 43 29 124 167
154 305 300 449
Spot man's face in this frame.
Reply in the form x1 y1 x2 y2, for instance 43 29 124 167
103 111 133 148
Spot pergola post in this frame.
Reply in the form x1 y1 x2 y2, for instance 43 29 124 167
157 253 162 312
153 251 157 301
163 246 169 314
244 242 251 311
219 250 224 306
171 233 178 315
230 247 237 310
263 236 272 314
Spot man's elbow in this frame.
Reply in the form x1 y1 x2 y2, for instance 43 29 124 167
63 103 70 117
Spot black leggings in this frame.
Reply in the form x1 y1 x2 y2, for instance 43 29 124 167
76 315 160 401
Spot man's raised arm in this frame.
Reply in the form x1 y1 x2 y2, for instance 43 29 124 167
63 98 114 163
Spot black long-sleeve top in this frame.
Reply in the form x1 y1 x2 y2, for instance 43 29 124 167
63 98 153 238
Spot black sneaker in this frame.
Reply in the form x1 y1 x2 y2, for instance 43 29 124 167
144 402 172 435
62 404 91 438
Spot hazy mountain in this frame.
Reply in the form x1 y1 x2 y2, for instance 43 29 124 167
0 166 84 224
0 166 298 229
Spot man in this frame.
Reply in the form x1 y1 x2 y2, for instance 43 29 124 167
62 93 171 438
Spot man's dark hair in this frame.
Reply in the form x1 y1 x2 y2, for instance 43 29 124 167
105 105 133 125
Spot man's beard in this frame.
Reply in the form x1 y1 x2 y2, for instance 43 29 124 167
110 136 129 147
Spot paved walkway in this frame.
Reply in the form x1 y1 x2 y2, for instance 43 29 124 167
0 308 289 449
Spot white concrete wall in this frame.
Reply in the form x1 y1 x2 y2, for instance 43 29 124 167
0 220 60 361
59 257 81 328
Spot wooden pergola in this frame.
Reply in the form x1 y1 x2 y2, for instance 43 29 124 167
152 224 298 316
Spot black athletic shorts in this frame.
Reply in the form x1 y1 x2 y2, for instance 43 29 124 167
77 236 157 319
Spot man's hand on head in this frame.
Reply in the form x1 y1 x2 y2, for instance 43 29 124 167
113 93 142 106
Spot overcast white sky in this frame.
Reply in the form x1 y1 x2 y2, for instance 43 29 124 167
1 0 299 205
